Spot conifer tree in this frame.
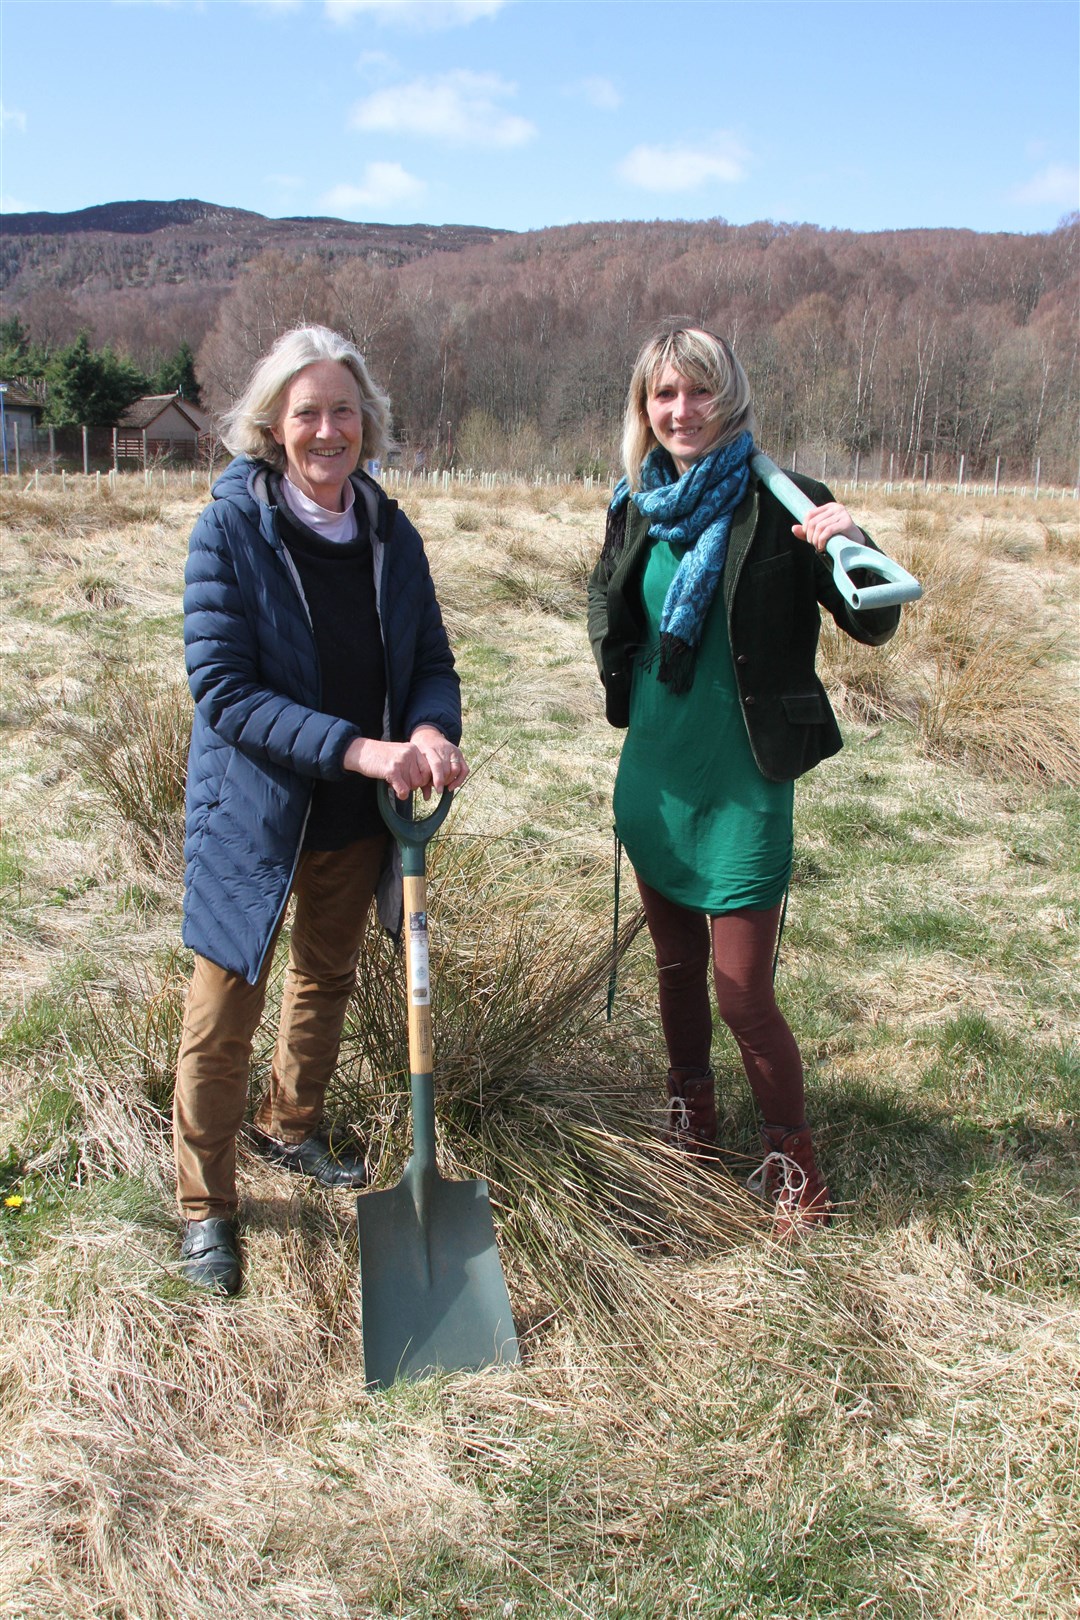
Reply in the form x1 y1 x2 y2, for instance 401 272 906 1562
45 332 148 426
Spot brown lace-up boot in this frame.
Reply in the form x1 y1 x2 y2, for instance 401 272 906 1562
749 1122 832 1234
665 1067 718 1159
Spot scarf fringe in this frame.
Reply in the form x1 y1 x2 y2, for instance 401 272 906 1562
658 633 696 694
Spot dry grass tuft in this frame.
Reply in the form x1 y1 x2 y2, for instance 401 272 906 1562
337 828 767 1355
77 669 190 871
905 540 1078 783
819 512 1079 784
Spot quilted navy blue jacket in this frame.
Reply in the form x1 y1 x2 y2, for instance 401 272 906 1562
181 456 461 983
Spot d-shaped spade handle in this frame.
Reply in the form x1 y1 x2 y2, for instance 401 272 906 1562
377 782 453 850
751 452 923 611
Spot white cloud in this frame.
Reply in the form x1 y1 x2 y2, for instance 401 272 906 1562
1010 163 1080 209
321 162 426 212
0 194 30 215
350 69 535 147
1 102 27 134
618 135 749 193
326 0 506 25
565 75 620 111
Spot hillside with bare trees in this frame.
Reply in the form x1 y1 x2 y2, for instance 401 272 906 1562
4 202 1077 482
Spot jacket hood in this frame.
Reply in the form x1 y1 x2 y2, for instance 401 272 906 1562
211 454 387 540
208 453 265 511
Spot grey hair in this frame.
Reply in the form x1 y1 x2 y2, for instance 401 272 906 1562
621 320 755 489
219 324 392 471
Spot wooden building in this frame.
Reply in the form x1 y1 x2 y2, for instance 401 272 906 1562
0 381 46 468
114 394 211 463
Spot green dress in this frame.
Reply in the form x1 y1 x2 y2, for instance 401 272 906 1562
613 537 794 914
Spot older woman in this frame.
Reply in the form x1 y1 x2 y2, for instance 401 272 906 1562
176 324 467 1294
588 321 901 1233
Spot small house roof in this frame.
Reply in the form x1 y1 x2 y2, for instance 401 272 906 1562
117 393 205 432
0 381 45 414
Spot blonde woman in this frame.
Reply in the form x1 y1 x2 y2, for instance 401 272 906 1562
588 321 901 1231
175 325 467 1293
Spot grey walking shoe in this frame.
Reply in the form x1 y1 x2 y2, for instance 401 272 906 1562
248 1127 369 1189
179 1217 241 1295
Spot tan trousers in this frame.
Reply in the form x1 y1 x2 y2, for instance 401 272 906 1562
173 835 387 1220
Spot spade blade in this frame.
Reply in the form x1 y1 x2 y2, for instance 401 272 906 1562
357 1171 520 1389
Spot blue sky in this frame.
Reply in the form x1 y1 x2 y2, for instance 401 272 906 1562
1 0 1076 235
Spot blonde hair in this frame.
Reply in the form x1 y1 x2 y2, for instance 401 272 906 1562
219 325 392 471
621 321 755 488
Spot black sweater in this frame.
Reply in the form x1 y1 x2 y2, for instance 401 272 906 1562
278 504 387 848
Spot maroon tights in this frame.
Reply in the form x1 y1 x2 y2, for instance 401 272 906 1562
637 877 805 1128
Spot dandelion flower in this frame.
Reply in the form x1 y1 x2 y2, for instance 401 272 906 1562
3 1195 24 1209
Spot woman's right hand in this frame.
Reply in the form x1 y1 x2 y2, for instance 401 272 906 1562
342 737 436 799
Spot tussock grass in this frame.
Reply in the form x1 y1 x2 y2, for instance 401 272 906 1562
337 830 766 1350
818 523 1079 784
1 476 1078 1619
490 562 581 616
77 668 190 871
904 539 1078 781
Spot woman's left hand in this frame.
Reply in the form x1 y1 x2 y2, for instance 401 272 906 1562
410 725 470 795
792 502 864 554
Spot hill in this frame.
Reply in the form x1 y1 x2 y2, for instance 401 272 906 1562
0 196 505 301
0 195 505 254
0 197 508 358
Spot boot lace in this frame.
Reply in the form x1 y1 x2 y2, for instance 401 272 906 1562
747 1149 807 1206
669 1097 691 1137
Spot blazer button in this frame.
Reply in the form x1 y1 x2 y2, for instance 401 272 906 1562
736 654 749 666
744 694 756 706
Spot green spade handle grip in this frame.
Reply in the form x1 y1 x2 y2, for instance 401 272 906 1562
377 783 454 847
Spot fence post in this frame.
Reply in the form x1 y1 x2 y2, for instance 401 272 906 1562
994 456 1000 497
853 450 860 488
1034 458 1041 500
956 454 965 495
13 421 20 477
82 426 89 476
49 426 56 470
113 428 118 472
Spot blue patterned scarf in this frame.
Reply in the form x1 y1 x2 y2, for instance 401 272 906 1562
610 430 754 693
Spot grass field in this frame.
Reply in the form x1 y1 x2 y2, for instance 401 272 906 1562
0 473 1077 1619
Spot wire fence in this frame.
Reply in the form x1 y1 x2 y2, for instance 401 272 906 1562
4 461 1079 504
